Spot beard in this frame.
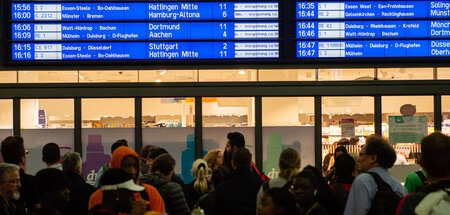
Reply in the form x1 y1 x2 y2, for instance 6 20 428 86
223 149 233 170
12 191 20 200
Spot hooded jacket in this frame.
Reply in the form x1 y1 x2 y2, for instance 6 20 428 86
140 173 190 215
88 146 165 213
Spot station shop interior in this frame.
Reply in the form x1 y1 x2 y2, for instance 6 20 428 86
0 67 449 184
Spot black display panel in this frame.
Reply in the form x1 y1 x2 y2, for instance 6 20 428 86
3 0 450 66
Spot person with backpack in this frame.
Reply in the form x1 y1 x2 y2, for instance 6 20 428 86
396 132 450 215
256 148 300 207
404 170 427 193
344 135 407 215
330 153 355 210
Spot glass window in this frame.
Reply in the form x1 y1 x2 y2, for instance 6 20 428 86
0 71 17 83
258 69 316 81
0 100 13 163
203 97 256 165
378 68 433 80
142 98 195 183
79 70 138 83
437 68 450 79
262 97 315 178
318 68 375 81
139 70 197 82
322 96 374 172
382 96 434 165
442 96 450 136
199 69 257 82
81 98 135 185
20 99 74 175
18 70 78 83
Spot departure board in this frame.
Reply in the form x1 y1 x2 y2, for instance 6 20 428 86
295 1 450 60
6 1 280 63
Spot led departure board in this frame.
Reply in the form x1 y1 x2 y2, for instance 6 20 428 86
6 1 280 63
295 1 450 60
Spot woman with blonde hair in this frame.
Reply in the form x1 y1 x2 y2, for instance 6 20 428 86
203 149 222 170
185 159 212 209
256 148 301 206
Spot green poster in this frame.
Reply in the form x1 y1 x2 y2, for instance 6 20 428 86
388 115 428 144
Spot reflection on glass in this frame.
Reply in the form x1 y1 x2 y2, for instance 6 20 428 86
82 98 135 128
378 68 433 80
18 70 78 83
0 71 17 83
21 99 74 129
382 96 434 165
437 68 450 80
259 69 316 81
142 98 195 127
202 97 254 127
318 68 374 81
0 100 13 129
199 69 257 82
79 70 138 83
139 70 197 82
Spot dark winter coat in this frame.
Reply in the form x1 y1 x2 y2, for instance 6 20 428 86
62 171 96 215
140 173 190 215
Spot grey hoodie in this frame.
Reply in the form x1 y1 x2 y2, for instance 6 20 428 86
140 173 190 215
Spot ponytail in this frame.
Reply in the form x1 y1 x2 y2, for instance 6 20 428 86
193 160 209 194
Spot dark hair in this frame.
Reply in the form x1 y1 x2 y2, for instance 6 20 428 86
148 148 168 160
420 132 450 178
211 166 231 188
364 136 396 168
100 168 134 186
151 154 175 176
227 132 245 148
334 153 355 179
264 188 300 215
337 138 350 146
1 136 25 165
232 148 252 169
334 146 348 158
299 166 344 215
35 168 69 196
42 142 60 164
111 139 128 154
140 145 156 159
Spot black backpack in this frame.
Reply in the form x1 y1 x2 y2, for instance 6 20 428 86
331 183 350 209
367 172 402 215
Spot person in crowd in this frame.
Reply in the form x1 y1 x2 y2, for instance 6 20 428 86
140 145 157 175
185 159 212 209
397 132 450 215
89 168 147 215
196 166 231 215
330 153 355 210
292 168 329 215
42 142 62 170
256 148 300 206
338 138 350 146
61 152 96 215
146 147 185 189
95 139 129 188
222 132 268 181
324 146 348 183
348 153 360 177
1 136 39 215
139 153 190 215
203 149 223 171
0 163 21 215
257 188 299 215
344 135 407 215
322 141 338 175
89 146 165 214
32 168 70 215
404 169 427 193
215 148 262 215
349 137 359 146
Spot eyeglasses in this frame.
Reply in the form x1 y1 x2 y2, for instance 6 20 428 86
6 179 20 185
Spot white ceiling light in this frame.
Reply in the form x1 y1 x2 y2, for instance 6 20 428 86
155 79 162 82
238 70 246 75
160 71 166 75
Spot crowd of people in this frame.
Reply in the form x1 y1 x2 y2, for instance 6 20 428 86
0 131 449 215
